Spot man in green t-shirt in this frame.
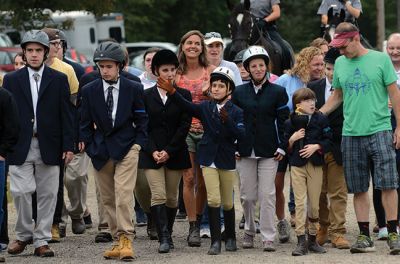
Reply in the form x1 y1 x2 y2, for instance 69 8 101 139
321 22 400 255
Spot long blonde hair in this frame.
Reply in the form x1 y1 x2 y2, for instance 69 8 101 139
177 30 209 75
287 47 323 84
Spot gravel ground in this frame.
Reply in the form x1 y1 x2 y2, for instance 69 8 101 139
3 172 400 263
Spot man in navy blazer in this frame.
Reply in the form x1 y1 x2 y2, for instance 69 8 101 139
79 41 148 261
3 30 74 257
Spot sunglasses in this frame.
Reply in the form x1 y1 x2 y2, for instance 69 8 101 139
204 32 222 39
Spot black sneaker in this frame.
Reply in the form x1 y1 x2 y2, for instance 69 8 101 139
175 211 187 220
83 214 93 229
387 232 400 255
350 235 375 253
239 215 245 230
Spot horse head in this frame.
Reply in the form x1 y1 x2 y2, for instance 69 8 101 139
225 0 254 61
324 6 345 43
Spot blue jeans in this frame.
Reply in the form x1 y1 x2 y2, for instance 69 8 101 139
0 160 5 231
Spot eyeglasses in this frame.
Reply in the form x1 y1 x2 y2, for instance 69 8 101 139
204 32 222 40
50 41 62 48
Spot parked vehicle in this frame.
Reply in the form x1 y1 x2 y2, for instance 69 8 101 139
0 33 14 47
65 48 94 73
124 42 177 70
0 47 22 72
2 10 126 60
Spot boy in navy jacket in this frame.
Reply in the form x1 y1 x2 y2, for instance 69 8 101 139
158 67 244 255
280 87 332 256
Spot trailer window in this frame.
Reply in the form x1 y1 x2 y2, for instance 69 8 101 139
90 28 95 44
109 27 122 43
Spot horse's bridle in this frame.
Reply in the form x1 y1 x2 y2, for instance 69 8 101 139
228 10 254 44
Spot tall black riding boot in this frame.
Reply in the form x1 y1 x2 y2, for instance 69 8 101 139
223 207 237 251
208 206 221 255
150 204 170 253
146 213 158 240
166 207 178 249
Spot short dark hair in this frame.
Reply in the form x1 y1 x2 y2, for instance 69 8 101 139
292 87 316 111
335 22 359 34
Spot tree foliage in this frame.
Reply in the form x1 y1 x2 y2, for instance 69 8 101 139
1 0 399 52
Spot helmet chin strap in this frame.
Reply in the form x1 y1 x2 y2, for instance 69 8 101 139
27 62 44 71
103 74 120 85
251 72 270 86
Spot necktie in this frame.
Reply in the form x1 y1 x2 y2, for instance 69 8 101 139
106 86 114 123
33 73 40 94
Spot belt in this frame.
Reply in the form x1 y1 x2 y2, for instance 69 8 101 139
33 132 38 138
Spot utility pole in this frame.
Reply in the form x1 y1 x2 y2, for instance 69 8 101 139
376 0 385 51
398 0 400 32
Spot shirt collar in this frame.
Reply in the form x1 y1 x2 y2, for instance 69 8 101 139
27 65 45 78
103 79 120 93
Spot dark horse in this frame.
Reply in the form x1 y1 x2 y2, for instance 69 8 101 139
322 6 373 49
224 0 294 76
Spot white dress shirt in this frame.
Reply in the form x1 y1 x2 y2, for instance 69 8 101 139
157 87 168 105
27 65 45 133
325 77 333 102
103 79 120 126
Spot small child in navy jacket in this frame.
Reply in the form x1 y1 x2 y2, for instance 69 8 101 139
157 67 245 255
280 87 332 256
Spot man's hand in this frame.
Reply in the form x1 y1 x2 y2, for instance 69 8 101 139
0 155 4 161
63 151 74 165
299 144 320 158
157 77 176 95
394 127 400 149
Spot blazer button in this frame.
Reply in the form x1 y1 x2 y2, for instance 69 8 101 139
31 119 34 123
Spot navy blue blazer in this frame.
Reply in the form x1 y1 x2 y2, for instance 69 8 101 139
139 86 192 170
79 76 148 170
169 91 245 170
3 66 75 165
231 81 289 158
281 112 332 167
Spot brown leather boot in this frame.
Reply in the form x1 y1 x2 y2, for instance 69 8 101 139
103 243 120 259
316 225 329 246
331 234 350 249
119 234 135 261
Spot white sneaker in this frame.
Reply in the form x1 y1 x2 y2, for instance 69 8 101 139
378 227 388 240
200 227 210 238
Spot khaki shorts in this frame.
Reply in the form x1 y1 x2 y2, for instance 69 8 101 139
186 131 203 153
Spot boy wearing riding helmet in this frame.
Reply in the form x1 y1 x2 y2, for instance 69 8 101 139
139 49 192 254
158 67 245 255
231 46 289 252
80 41 148 261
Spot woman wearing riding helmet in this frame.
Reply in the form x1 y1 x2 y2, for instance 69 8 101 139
158 67 245 255
138 49 192 254
231 46 289 252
